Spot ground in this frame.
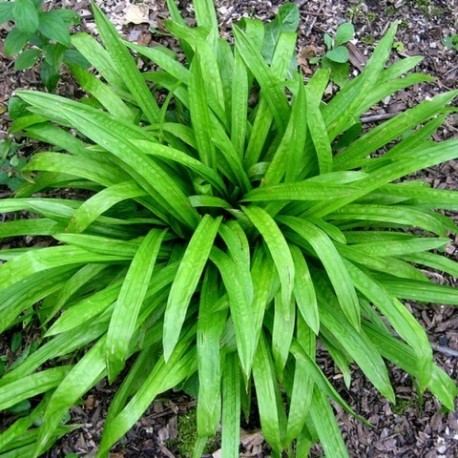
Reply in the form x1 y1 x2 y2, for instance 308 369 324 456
0 0 457 457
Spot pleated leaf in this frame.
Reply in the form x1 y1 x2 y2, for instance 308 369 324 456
243 205 295 310
163 215 221 360
106 229 166 382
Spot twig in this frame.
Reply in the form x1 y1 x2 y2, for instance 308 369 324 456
303 11 325 16
360 112 400 123
431 343 458 358
443 64 458 77
305 4 324 37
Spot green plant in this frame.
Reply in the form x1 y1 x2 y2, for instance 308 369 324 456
0 138 26 190
393 40 406 52
310 22 355 87
0 1 457 457
443 34 458 51
0 0 88 91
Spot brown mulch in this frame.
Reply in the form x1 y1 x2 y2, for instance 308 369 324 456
1 0 458 457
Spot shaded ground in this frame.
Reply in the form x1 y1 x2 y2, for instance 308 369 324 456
0 0 457 457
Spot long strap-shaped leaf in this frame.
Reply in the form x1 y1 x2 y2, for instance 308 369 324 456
324 23 398 140
17 91 200 230
194 0 218 37
306 140 458 218
23 152 129 187
280 216 360 329
189 53 216 167
163 215 221 360
329 204 452 237
221 352 241 458
242 181 355 202
196 268 227 437
99 329 197 456
233 26 290 131
0 245 124 292
243 205 295 310
133 140 227 194
345 260 433 391
308 387 349 458
71 32 127 92
92 3 160 124
290 245 319 334
306 68 332 174
0 367 71 411
210 247 255 378
263 74 307 186
69 64 135 123
106 229 167 382
34 339 108 457
66 181 147 233
334 90 458 170
252 333 287 453
316 283 395 402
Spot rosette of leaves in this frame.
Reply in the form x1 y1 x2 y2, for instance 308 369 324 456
0 1 458 457
0 0 88 91
310 22 355 87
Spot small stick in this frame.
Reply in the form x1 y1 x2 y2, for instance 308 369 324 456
360 112 400 123
431 343 458 358
305 4 324 37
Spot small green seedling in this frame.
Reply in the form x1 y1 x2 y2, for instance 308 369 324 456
0 138 26 191
310 22 355 86
443 34 458 51
0 0 89 91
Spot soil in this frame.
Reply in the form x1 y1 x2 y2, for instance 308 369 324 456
0 0 457 457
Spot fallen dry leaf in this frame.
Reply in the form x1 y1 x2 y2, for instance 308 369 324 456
124 3 150 25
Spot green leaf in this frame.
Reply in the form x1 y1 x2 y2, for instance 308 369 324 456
209 247 255 378
34 340 107 456
51 8 80 26
99 331 197 455
308 388 349 458
345 261 433 391
335 22 355 46
38 11 71 46
0 367 71 410
189 53 216 167
272 291 295 374
243 205 295 310
163 215 221 360
106 229 166 382
326 46 349 63
40 60 60 92
196 269 226 437
62 49 89 68
4 28 32 56
68 64 135 122
13 0 39 34
242 181 355 202
193 0 218 38
71 32 126 90
252 333 286 453
0 2 14 23
221 352 241 458
290 245 319 334
280 216 360 329
262 3 300 63
233 26 290 131
317 280 395 402
305 69 332 174
14 48 41 71
92 3 160 124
